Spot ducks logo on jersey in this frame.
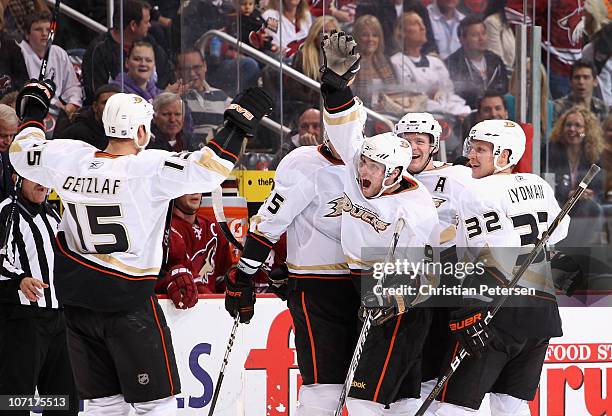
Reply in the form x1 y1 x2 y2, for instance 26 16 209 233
325 194 391 233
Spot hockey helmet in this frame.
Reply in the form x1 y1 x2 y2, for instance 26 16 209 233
394 112 442 153
359 132 412 198
102 93 154 149
465 119 526 172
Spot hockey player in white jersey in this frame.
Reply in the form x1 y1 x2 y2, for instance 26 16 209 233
223 136 359 415
319 31 440 414
433 120 570 415
10 79 272 415
393 113 475 407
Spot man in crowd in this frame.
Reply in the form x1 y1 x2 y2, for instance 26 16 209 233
81 0 173 104
55 84 121 149
461 91 510 141
427 0 465 59
553 61 609 123
0 104 18 200
277 107 322 159
147 92 192 152
0 171 78 415
176 49 231 148
446 15 508 110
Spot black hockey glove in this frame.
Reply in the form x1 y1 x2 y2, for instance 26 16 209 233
267 263 289 301
225 267 256 323
16 79 56 122
224 87 273 136
320 30 361 91
449 308 495 357
358 285 408 326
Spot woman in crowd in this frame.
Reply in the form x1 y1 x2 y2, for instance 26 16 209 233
545 106 606 245
389 11 470 116
262 0 312 61
111 41 161 102
483 0 515 73
350 14 397 111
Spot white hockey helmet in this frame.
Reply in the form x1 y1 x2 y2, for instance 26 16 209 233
102 93 154 149
466 119 525 172
394 112 442 152
359 132 412 198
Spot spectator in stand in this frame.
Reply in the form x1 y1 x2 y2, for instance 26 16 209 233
54 84 121 149
426 0 465 59
233 0 278 54
355 0 437 55
553 61 609 124
0 104 18 201
19 11 82 121
0 6 28 99
176 49 231 148
460 90 510 140
545 106 606 245
147 92 192 152
155 193 234 301
582 22 612 107
0 0 48 41
602 114 612 203
277 107 321 159
81 0 173 105
262 0 312 60
483 0 515 73
0 92 16 108
506 0 584 99
351 15 397 111
446 14 508 110
308 0 355 25
289 16 340 108
110 41 163 103
390 11 470 116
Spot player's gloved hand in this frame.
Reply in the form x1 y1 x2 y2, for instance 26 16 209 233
320 30 361 90
166 266 198 309
267 263 289 301
358 286 407 326
449 308 495 357
16 79 56 121
225 267 256 323
224 87 273 136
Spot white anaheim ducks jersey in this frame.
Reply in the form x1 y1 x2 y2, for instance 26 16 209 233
416 162 473 247
9 126 234 278
251 145 349 279
323 98 440 271
456 173 570 295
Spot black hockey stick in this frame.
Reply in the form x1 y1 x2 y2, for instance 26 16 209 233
335 218 407 416
208 313 240 415
0 177 23 267
414 164 601 416
39 0 62 81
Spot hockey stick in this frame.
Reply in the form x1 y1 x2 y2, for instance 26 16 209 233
414 164 601 416
212 186 244 251
0 177 23 266
334 218 407 416
39 0 62 81
208 313 240 415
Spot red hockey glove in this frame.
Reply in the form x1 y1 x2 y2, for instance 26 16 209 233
225 267 255 323
449 308 495 357
166 266 198 309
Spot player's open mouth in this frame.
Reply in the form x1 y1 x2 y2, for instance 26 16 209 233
361 179 371 189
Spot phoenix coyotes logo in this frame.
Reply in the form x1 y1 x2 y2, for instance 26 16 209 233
325 194 391 233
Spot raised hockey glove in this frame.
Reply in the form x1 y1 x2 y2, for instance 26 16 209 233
225 267 256 323
320 30 361 91
449 308 495 357
166 266 198 309
267 263 289 301
224 87 273 136
358 286 408 326
16 79 56 122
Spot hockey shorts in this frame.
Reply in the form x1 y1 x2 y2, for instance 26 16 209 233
288 279 360 385
349 308 431 405
64 296 180 403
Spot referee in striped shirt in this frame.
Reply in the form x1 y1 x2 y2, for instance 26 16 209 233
0 169 78 415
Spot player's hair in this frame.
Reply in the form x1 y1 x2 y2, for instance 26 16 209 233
0 104 18 126
153 92 183 115
353 15 389 70
265 0 310 28
22 11 52 34
113 0 151 30
569 61 598 78
458 14 485 38
394 11 427 52
549 105 605 163
300 16 340 80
